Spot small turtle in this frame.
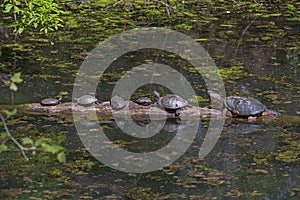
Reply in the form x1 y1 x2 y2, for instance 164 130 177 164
75 95 100 106
154 91 190 116
40 96 62 106
136 97 152 106
208 90 278 121
111 95 126 110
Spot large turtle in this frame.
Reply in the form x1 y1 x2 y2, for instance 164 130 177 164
40 96 62 106
110 95 126 111
208 90 278 121
154 91 190 116
75 95 101 107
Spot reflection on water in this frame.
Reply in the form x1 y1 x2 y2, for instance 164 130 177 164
0 113 298 199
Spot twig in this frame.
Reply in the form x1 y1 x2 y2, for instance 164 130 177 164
231 0 242 7
105 0 187 16
234 17 257 58
105 0 125 10
0 113 29 160
151 0 187 16
61 0 89 5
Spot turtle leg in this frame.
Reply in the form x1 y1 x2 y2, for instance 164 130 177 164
223 108 232 118
248 116 257 122
175 109 181 116
95 100 102 105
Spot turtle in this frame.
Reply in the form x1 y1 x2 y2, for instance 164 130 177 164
110 95 126 110
154 91 191 116
208 90 278 121
75 95 101 107
40 96 62 106
136 97 152 106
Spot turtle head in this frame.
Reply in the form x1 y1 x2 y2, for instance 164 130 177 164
154 91 160 100
55 96 62 101
207 90 224 101
207 90 225 110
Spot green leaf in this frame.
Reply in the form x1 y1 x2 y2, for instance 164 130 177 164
41 143 64 154
2 108 17 116
1 132 8 139
22 137 34 145
9 82 18 91
14 6 20 13
11 72 23 83
41 143 52 152
4 80 10 86
0 145 8 153
57 151 66 163
15 0 21 6
34 137 45 146
4 4 13 13
18 26 24 34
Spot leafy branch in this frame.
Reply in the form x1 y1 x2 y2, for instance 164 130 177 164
0 72 65 162
1 0 66 162
0 108 66 162
0 111 66 162
1 0 65 35
0 72 23 91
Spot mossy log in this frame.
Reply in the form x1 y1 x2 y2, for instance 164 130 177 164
20 101 222 120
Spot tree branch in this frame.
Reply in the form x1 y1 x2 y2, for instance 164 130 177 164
105 0 125 10
0 113 29 160
234 17 257 57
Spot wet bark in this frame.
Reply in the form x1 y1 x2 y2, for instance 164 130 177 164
20 101 222 120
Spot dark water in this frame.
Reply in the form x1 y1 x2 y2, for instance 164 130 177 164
0 1 299 199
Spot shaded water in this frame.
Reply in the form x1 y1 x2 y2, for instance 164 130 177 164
1 1 299 199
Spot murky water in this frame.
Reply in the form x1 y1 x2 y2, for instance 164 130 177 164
0 1 299 199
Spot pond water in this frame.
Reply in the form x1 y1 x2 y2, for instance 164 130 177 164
0 1 299 199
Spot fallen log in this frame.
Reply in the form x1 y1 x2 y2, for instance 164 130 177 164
1 101 298 124
20 101 222 120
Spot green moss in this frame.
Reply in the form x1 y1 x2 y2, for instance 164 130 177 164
250 190 263 197
218 65 248 80
188 95 208 103
64 159 95 175
126 187 163 200
289 185 300 196
50 168 63 176
275 132 300 164
276 150 300 164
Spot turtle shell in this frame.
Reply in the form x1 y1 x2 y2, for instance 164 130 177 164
41 97 61 106
225 96 267 116
111 96 126 110
77 95 98 106
159 94 189 110
136 97 152 106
